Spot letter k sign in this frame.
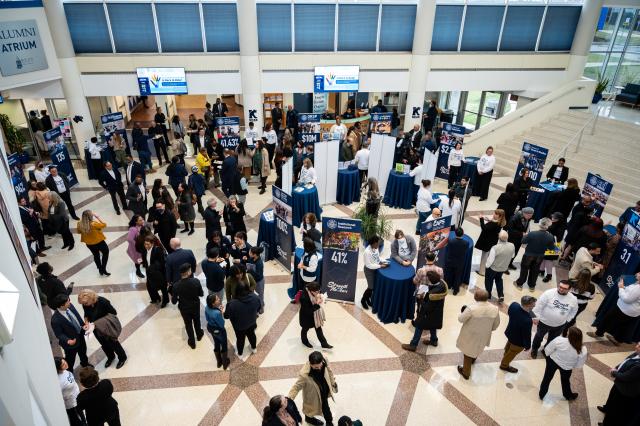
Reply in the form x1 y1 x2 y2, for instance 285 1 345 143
249 109 258 120
412 107 421 118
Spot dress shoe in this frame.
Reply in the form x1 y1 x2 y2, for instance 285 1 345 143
68 245 74 251
37 252 46 257
136 270 145 278
499 365 518 373
605 334 620 346
479 197 487 201
498 297 504 303
180 228 189 233
361 298 369 310
305 416 324 426
401 344 417 352
42 245 52 251
116 211 121 215
116 359 127 369
542 274 552 283
188 229 195 236
457 366 469 380
596 405 606 413
259 189 266 194
188 341 196 349
530 350 538 359
103 271 111 276
587 331 603 339
104 358 115 368
301 339 313 348
61 244 68 249
196 331 204 341
508 264 517 270
565 392 579 401
160 302 167 308
321 342 333 349
452 289 459 295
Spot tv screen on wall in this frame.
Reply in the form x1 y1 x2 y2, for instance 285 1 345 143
136 67 188 95
314 66 360 93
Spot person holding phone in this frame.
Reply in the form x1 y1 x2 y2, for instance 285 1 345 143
77 210 110 276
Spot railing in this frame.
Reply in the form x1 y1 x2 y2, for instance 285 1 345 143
548 102 604 165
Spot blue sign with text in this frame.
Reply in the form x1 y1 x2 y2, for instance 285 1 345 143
417 216 452 269
7 153 28 199
436 123 465 180
297 113 321 144
216 117 240 149
49 143 78 188
321 217 361 303
272 186 293 270
515 142 548 184
599 211 640 292
582 172 613 217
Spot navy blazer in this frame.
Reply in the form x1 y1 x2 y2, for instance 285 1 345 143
221 156 237 187
125 161 146 185
445 237 468 264
98 168 124 191
51 304 84 349
504 302 533 349
165 248 197 284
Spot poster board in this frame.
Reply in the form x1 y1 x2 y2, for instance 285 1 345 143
436 123 465 180
321 217 361 303
298 113 321 144
216 117 240 149
514 142 548 184
417 216 451 270
582 172 613 217
371 112 392 134
272 186 293 271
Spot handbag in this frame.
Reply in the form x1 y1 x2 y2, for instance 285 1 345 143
313 305 326 328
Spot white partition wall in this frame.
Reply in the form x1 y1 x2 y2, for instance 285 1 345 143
314 140 339 205
422 149 439 182
282 158 293 196
369 134 396 196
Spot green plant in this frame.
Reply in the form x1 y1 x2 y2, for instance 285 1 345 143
353 204 393 243
595 71 610 94
0 113 26 153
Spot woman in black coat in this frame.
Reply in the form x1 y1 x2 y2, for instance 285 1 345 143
299 281 332 349
513 168 533 210
223 195 246 237
413 274 448 346
496 183 519 222
475 209 507 275
262 395 302 426
141 236 169 307
546 178 581 219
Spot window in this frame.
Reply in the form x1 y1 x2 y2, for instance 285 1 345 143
106 3 158 53
379 5 416 51
338 4 378 51
460 6 505 51
538 6 582 51
500 6 545 51
257 4 292 52
431 5 464 51
63 3 112 54
202 3 239 52
294 4 335 52
155 3 203 53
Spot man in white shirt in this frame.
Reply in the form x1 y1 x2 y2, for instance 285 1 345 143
87 136 103 177
531 281 578 358
34 162 49 182
354 142 370 183
330 118 347 141
244 121 260 146
589 273 640 345
45 166 79 220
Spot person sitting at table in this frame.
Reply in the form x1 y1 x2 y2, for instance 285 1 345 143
475 146 496 201
415 179 437 235
619 200 640 226
514 168 533 210
445 228 468 295
390 230 417 267
426 208 442 223
402 270 448 352
447 142 465 188
300 213 322 251
546 158 569 184
298 158 317 186
361 236 388 310
298 238 320 288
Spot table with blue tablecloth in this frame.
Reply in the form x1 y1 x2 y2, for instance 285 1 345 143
461 156 479 186
593 275 640 342
292 185 322 227
526 181 564 222
84 148 115 180
444 231 474 285
336 168 361 205
372 260 416 324
257 209 277 261
288 247 324 299
383 171 414 209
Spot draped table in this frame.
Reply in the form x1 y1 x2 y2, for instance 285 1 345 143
383 171 414 209
461 156 480 186
256 209 276 261
292 185 322 226
526 181 565 222
372 260 416 324
336 168 361 205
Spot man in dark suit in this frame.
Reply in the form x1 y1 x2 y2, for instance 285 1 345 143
148 121 170 166
18 197 48 255
371 99 388 113
271 102 283 133
126 174 148 216
213 97 228 118
171 263 204 349
141 237 169 306
220 149 238 198
445 227 469 295
51 294 93 370
546 158 569 184
124 155 145 186
98 162 128 215
407 124 423 150
499 296 536 373
597 342 640 426
203 199 222 241
286 105 299 136
165 238 197 285
40 109 53 131
45 166 79 220
195 127 211 153
152 200 178 253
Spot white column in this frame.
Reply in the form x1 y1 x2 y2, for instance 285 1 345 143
566 0 605 82
403 1 436 132
43 0 96 145
237 0 263 131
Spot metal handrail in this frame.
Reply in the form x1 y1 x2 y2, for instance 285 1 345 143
548 103 605 165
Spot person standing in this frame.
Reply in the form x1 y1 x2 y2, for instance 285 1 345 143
176 183 196 235
203 199 222 241
213 97 228 118
224 282 261 357
588 273 640 345
152 200 178 254
500 296 536 373
299 281 332 349
165 156 188 196
456 289 500 380
298 238 320 288
288 351 338 426
247 246 266 314
530 282 578 358
165 238 197 286
126 174 148 217
76 367 120 426
361 236 388 310
330 118 348 142
77 210 110 276
414 179 437 234
142 236 169 307
126 215 145 278
29 110 47 153
205 294 231 370
597 342 640 426
244 121 261 144
402 270 448 351
54 357 86 426
223 196 247 237
148 121 170 166
286 105 299 136
263 124 278 167
45 166 79 220
475 146 495 201
564 270 596 333
506 207 534 272
475 209 506 276
48 192 75 250
224 264 256 301
447 142 465 188
485 230 515 302
110 133 127 169
254 139 271 194
51 294 92 370
270 103 283 134
98 162 128 215
445 228 468 295
423 100 438 133
187 166 206 215
171 263 204 349
515 217 556 291
496 183 519 223
132 123 152 170
154 106 169 144
547 178 581 219
221 149 238 198
202 247 227 300
538 327 587 401
354 142 370 184
514 168 533 209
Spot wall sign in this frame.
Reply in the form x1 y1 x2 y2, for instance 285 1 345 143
0 19 48 77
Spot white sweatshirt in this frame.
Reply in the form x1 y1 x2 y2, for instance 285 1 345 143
409 165 423 186
617 283 640 317
416 187 436 213
441 198 462 227
364 245 382 270
448 149 465 167
533 288 579 327
477 154 495 174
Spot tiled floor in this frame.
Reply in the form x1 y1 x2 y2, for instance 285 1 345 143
43 156 633 426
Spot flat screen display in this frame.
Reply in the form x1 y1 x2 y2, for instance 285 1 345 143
314 66 359 93
136 67 188 95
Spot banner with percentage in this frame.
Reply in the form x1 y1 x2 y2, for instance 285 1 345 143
417 215 452 270
582 172 613 217
371 112 392 134
436 123 465 180
7 153 28 199
599 210 640 292
321 217 361 303
272 186 293 271
514 142 548 184
216 117 240 149
297 113 321 145
50 143 79 188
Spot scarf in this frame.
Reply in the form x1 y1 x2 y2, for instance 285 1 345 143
276 408 296 426
398 238 409 257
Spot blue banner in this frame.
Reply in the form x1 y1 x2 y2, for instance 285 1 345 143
515 142 548 184
436 123 465 180
371 112 392 135
297 113 321 144
272 186 293 270
49 144 78 188
582 172 613 217
417 216 452 270
599 211 640 292
44 126 64 149
7 153 28 199
321 217 361 303
216 117 240 149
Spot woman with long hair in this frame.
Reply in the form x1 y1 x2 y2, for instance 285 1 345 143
475 209 506 276
447 142 465 188
253 139 271 194
34 182 52 234
299 280 332 349
223 195 247 237
415 179 437 234
300 212 322 250
262 395 302 426
365 177 381 217
247 246 265 314
539 212 567 282
514 168 533 209
547 178 581 218
176 182 196 235
539 327 587 401
496 183 519 222
151 178 164 204
441 188 462 229
205 293 230 370
298 238 320 288
207 230 232 272
48 191 75 250
77 210 110 276
564 270 596 333
186 114 199 154
54 357 86 426
282 128 294 150
126 215 145 278
237 139 254 179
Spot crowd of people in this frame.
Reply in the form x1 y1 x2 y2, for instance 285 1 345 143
21 101 640 426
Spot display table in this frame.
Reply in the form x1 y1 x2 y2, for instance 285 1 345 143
289 247 324 299
383 171 414 209
84 148 114 180
371 260 416 324
461 156 479 185
292 185 322 226
257 209 277 261
526 181 564 221
444 231 474 285
593 275 640 342
336 168 361 205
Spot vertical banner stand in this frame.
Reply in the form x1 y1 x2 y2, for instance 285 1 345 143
315 139 339 205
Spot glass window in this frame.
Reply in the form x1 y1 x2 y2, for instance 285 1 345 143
338 4 378 51
431 5 464 51
584 52 606 81
155 3 203 53
612 9 636 51
591 7 621 52
463 91 482 130
538 6 582 51
460 6 505 52
294 4 335 52
500 6 545 51
107 3 158 53
615 52 640 88
257 4 292 52
379 5 416 51
63 3 112 54
202 3 240 52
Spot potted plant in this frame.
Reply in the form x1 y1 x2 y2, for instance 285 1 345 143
592 71 609 104
353 203 393 250
0 113 28 161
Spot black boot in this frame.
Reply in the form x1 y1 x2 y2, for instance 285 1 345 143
301 329 313 348
361 289 371 310
180 223 189 233
542 274 552 283
221 351 230 370
188 222 195 236
135 264 145 279
214 350 222 368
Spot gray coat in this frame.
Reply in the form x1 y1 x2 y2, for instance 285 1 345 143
390 236 417 264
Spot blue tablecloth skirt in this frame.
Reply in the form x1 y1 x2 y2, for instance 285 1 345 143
288 247 324 299
593 276 640 342
461 156 479 185
257 209 277 261
526 181 564 222
292 185 322 227
336 168 361 205
383 171 414 209
85 148 115 180
372 260 416 324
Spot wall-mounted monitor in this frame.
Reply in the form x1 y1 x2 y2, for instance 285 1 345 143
314 66 359 93
136 67 188 95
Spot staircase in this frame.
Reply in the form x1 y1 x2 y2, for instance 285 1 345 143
492 110 639 217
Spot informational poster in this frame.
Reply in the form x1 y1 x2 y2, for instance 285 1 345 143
216 117 240 149
313 93 328 114
436 123 465 180
417 216 451 270
100 112 125 136
272 186 293 270
297 113 321 144
7 153 28 199
44 127 64 149
49 143 79 188
599 211 640 292
321 217 361 303
53 118 72 138
582 172 613 217
514 142 548 184
371 112 392 134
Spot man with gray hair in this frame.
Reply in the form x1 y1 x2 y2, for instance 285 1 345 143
500 295 536 373
485 230 515 302
515 217 556 291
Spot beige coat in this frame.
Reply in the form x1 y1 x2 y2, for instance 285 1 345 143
288 361 337 417
456 301 500 358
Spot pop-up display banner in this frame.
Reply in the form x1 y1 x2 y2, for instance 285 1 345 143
45 127 78 187
417 216 451 270
216 117 240 149
599 211 640 292
514 141 548 184
7 153 28 199
436 123 465 181
321 217 361 303
371 112 392 134
272 186 293 270
582 172 613 217
298 113 321 144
